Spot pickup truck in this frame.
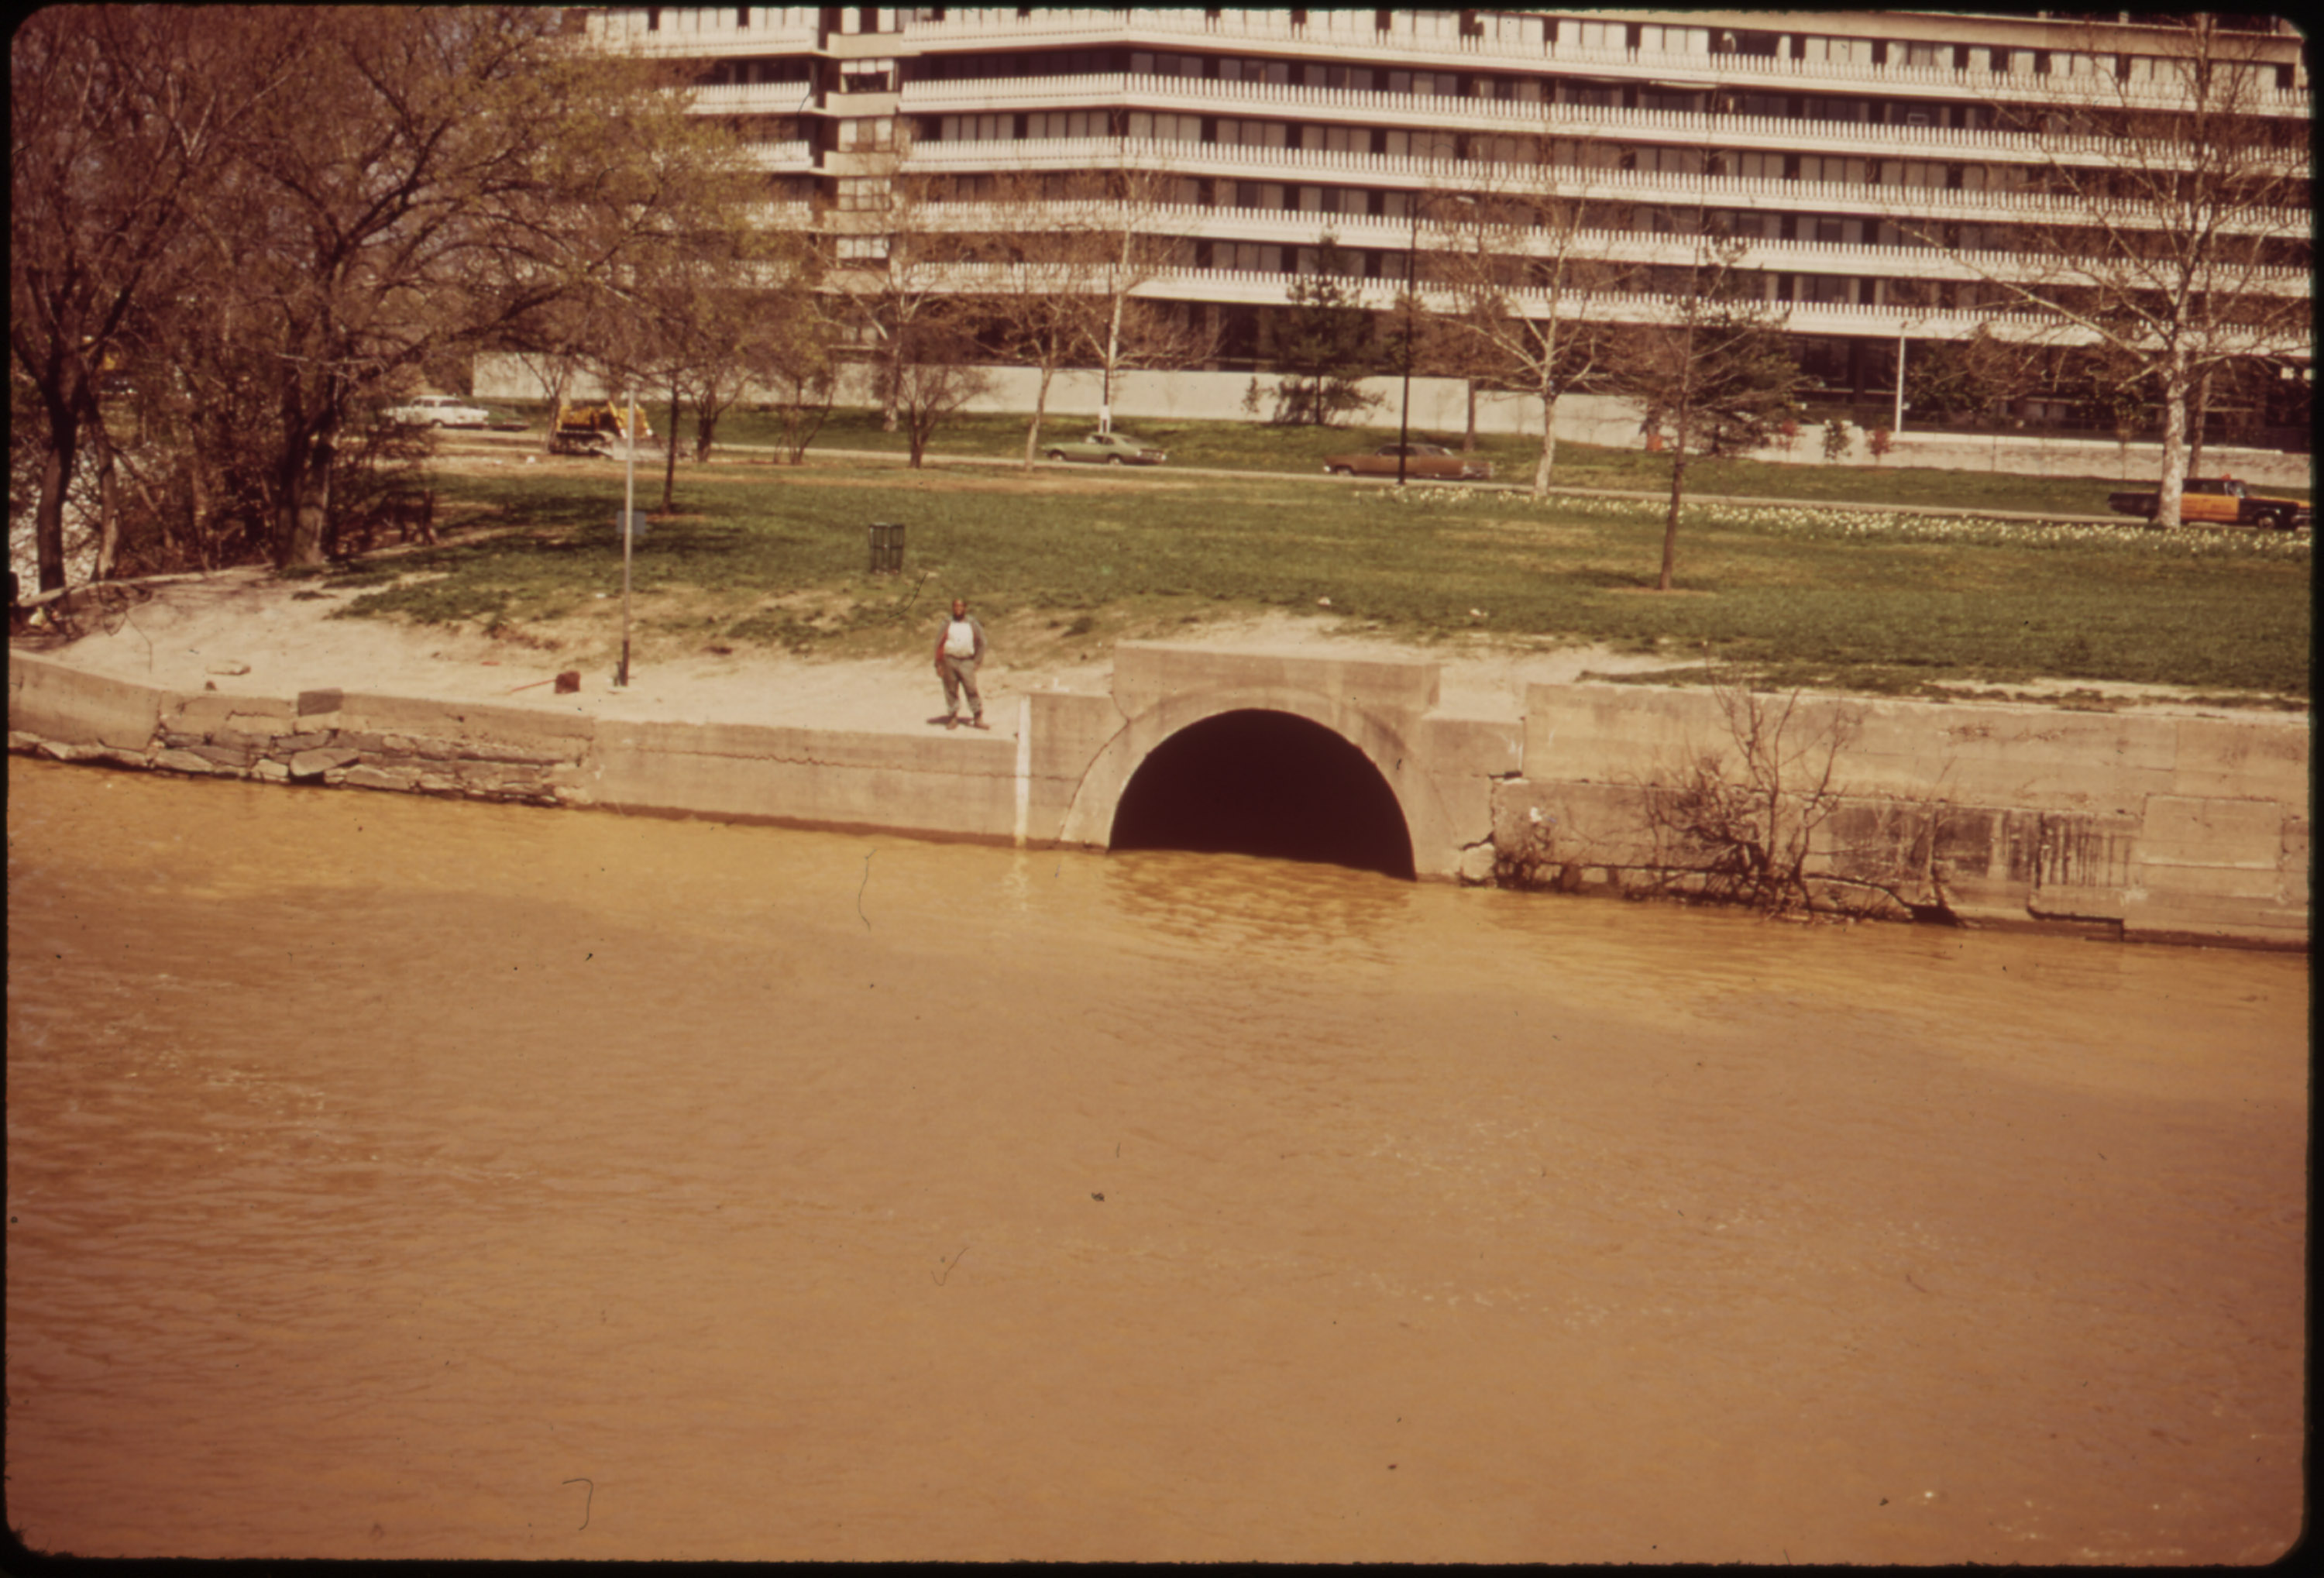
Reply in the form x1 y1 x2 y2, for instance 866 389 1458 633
2106 476 2309 531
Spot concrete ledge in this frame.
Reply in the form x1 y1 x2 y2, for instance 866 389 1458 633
9 654 164 751
11 643 2309 947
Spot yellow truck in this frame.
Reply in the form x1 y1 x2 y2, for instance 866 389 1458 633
550 400 652 456
2106 476 2309 531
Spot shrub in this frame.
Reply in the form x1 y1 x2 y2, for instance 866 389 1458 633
1820 418 1853 463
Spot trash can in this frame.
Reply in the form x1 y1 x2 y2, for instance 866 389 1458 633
868 521 906 575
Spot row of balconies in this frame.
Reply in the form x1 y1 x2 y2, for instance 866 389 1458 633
896 13 2311 106
885 70 2309 168
593 12 2309 109
891 200 2308 289
890 136 2307 237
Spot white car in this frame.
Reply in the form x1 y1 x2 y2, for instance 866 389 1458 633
383 394 491 428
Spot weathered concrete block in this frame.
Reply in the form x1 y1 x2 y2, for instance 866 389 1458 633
1114 642 1439 719
336 693 596 744
1030 690 1127 785
9 654 164 751
2168 716 2311 803
290 747 361 778
2137 796 2284 870
455 741 575 766
164 690 297 741
1419 713 1525 780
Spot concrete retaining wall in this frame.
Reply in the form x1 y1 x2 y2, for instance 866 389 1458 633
12 646 2307 948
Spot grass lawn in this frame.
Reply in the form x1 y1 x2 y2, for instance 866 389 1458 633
488 399 2312 520
313 441 2311 707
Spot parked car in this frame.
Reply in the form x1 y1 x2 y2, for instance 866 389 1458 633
1043 431 1167 466
1322 442 1492 481
2106 476 2309 531
383 394 492 429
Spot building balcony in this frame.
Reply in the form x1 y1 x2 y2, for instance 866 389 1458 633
693 81 820 115
899 12 2309 109
901 136 2308 238
898 72 2303 171
889 199 2305 299
591 7 818 53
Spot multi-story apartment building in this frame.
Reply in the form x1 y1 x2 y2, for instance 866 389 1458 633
581 7 2311 440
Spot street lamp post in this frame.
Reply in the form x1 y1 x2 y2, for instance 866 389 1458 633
616 385 636 689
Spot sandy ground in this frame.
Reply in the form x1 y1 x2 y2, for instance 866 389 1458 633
18 558 1710 734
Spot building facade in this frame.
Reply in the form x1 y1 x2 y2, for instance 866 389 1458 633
580 7 2311 441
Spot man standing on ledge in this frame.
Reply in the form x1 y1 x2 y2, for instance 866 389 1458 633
933 596 988 730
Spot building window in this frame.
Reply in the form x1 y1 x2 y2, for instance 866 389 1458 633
1798 154 1868 184
1568 18 1624 51
937 112 1011 141
837 117 894 151
840 58 896 92
1128 111 1200 142
1900 40 1944 70
1798 36 1872 67
1382 127 1457 160
1214 117 1290 148
1025 109 1106 138
1731 150 1786 181
1638 24 1707 55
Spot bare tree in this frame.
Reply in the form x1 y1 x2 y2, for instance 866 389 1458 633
9 8 270 590
884 304 993 469
1607 235 1800 592
1887 17 2309 527
968 171 1109 469
1418 160 1623 499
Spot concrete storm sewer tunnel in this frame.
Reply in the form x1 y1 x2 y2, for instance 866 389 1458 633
1105 708 1418 881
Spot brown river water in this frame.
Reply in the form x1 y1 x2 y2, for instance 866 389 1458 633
5 756 2306 1564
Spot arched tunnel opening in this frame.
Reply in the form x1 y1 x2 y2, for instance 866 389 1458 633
1108 709 1417 880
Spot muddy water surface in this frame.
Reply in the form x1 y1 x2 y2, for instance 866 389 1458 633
5 757 2305 1563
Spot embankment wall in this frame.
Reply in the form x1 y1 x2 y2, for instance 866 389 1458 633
11 648 2307 949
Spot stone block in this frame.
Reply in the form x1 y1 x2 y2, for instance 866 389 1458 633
254 759 290 782
339 693 596 744
165 690 297 741
1030 691 1127 786
1114 642 1439 719
290 747 361 778
2137 796 2283 869
152 748 215 774
343 765 417 791
1418 714 1525 779
2168 716 2310 803
191 742 254 768
297 688 345 717
8 654 163 751
277 731 333 753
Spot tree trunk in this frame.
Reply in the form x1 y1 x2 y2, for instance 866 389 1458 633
1659 390 1692 593
2152 343 2192 529
1463 379 1478 452
1532 394 1559 500
1024 362 1055 470
34 424 77 593
662 378 680 512
89 420 123 581
2187 364 2213 478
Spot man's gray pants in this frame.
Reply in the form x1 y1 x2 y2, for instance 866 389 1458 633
940 655 982 720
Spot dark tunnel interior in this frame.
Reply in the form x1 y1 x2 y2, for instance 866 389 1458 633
1108 709 1418 880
